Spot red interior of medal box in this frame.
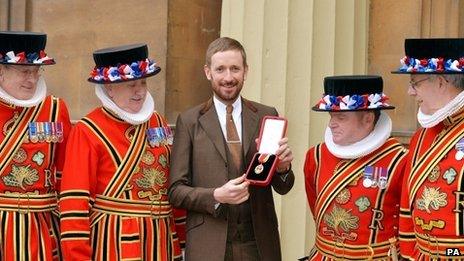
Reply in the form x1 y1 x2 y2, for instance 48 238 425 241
245 116 287 186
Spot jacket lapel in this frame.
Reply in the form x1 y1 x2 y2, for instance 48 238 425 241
199 100 227 163
241 98 259 159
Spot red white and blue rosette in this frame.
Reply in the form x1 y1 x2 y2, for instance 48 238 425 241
88 58 160 83
313 93 394 111
0 50 55 65
394 56 464 74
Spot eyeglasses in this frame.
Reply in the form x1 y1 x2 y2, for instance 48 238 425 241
409 77 430 90
7 66 43 79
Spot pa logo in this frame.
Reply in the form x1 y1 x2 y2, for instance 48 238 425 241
446 248 462 256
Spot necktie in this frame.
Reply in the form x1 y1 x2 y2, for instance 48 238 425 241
226 105 242 170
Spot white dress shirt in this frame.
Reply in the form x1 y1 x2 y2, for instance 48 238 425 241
213 95 242 142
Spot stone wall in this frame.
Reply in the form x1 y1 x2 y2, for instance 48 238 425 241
0 0 221 123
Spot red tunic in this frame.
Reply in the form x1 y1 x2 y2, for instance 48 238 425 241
0 96 72 261
399 110 464 260
304 138 407 260
59 107 183 261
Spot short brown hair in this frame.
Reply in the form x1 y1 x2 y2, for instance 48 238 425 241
205 37 247 67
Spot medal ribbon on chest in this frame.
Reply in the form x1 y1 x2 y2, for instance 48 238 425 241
146 126 173 148
363 166 389 189
455 137 464 160
28 122 64 143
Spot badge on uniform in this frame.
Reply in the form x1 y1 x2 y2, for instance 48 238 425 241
28 122 64 143
363 166 389 189
146 126 173 147
455 138 464 160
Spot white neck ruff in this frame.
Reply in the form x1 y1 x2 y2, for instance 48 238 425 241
0 76 47 107
95 84 154 125
325 111 392 159
417 90 464 128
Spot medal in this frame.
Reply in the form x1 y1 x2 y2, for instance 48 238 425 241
153 128 161 147
44 122 52 142
165 126 174 145
146 128 159 147
28 122 39 143
37 122 45 142
455 138 464 160
254 153 270 175
56 122 64 142
50 122 58 143
152 129 158 147
456 150 464 161
254 164 264 174
146 128 154 147
378 167 388 189
371 166 381 188
363 166 374 188
158 127 167 145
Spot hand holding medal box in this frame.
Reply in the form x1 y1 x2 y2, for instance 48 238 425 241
245 116 287 186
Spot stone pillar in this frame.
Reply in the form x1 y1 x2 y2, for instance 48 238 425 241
221 0 369 259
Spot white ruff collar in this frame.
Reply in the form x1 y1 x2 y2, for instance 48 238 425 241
95 84 154 125
325 111 392 159
0 76 47 107
417 90 464 128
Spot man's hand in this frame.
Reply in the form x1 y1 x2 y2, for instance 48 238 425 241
213 174 250 204
275 137 293 173
254 137 293 173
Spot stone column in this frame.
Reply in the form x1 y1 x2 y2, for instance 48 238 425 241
221 0 369 259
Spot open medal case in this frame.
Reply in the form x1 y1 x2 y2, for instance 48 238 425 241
245 116 288 186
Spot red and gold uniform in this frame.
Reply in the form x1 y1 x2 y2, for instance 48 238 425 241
304 138 407 260
0 96 71 260
59 107 183 261
399 110 464 260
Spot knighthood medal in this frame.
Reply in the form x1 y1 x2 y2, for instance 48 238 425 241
455 138 464 161
56 122 64 143
37 122 45 142
28 122 39 143
378 167 389 189
44 122 52 143
254 153 270 175
363 166 374 188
